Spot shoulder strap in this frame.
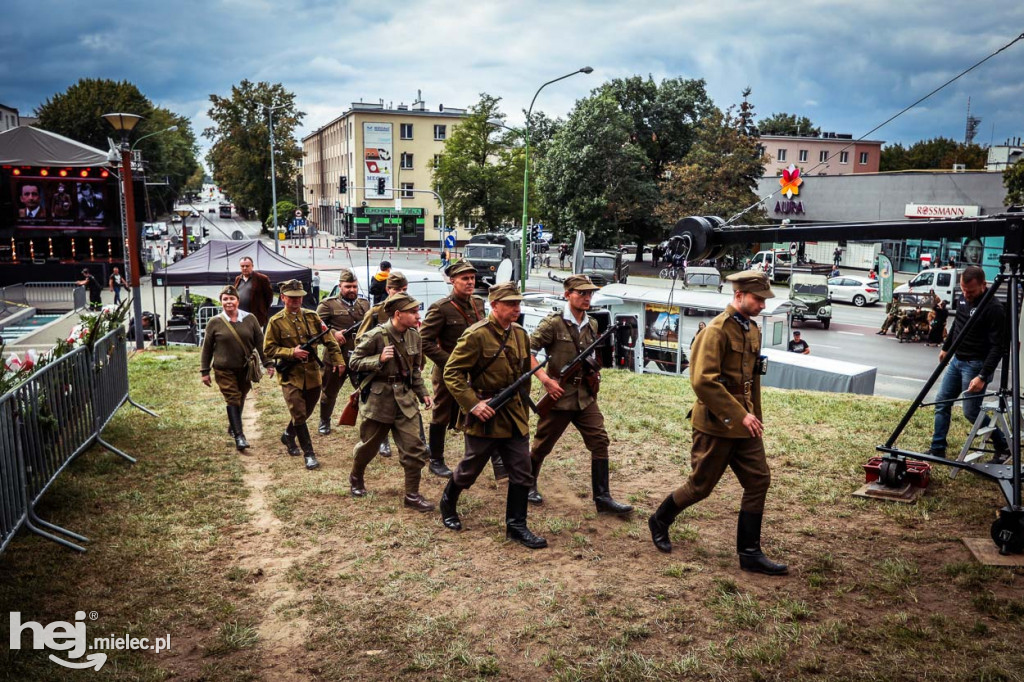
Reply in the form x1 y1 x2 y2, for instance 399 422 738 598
471 324 512 379
383 327 416 373
221 316 252 356
447 298 475 326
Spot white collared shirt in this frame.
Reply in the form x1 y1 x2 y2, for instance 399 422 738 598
220 309 250 324
562 303 588 331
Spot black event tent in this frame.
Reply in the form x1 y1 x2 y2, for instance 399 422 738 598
153 239 309 287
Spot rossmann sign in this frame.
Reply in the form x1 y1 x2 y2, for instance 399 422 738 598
904 203 980 218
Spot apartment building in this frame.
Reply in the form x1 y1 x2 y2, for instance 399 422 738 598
759 133 882 177
302 97 467 247
0 103 20 132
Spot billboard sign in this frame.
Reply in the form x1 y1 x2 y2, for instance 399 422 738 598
363 123 392 200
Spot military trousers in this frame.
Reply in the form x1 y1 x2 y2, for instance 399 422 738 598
319 361 347 416
281 384 321 426
213 367 251 408
670 429 771 513
352 415 429 494
430 375 459 428
453 435 533 489
530 401 609 462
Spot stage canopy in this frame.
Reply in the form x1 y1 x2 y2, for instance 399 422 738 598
0 126 111 167
153 239 310 286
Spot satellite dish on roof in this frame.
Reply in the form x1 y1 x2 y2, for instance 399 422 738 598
572 230 585 274
496 258 514 283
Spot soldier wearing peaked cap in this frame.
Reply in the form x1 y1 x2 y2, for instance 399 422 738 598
420 258 488 479
440 282 548 549
316 268 370 434
346 293 436 512
648 270 788 575
264 279 345 471
527 274 633 515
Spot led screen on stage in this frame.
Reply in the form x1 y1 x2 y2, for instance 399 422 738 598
10 175 115 231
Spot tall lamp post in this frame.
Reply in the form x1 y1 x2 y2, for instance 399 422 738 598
519 67 593 292
102 112 146 349
265 105 286 254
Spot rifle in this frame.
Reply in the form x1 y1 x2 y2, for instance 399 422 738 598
464 358 548 427
536 322 621 419
275 328 329 381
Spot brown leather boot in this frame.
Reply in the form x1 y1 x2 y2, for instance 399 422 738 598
403 493 435 512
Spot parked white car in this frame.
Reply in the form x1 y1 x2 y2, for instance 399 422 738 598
827 275 880 307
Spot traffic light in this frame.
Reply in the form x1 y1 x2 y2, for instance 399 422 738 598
377 177 386 194
339 176 348 194
530 224 539 242
202 227 209 238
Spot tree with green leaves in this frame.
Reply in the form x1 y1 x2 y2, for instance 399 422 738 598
35 78 199 215
880 137 987 171
757 112 819 137
429 93 523 232
204 80 303 229
1005 161 1024 206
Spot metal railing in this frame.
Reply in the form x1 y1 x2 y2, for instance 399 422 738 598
0 282 86 312
0 327 157 554
195 305 222 347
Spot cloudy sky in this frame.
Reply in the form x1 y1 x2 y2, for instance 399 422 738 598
2 0 1022 161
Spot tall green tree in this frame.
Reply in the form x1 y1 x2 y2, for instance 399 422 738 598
430 93 523 232
879 137 987 171
1005 161 1024 206
757 112 819 137
204 80 303 229
34 78 199 214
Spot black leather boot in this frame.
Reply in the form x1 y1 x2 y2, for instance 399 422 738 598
505 484 547 549
648 495 683 553
428 423 453 478
227 405 249 451
440 479 463 530
318 410 332 435
591 459 632 514
527 458 543 504
737 511 788 575
295 423 319 470
491 455 508 481
379 437 392 458
280 423 301 456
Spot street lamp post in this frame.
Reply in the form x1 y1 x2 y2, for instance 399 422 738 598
102 112 146 349
519 67 593 292
265 105 285 254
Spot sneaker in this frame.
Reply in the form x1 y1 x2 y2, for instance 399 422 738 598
924 447 946 459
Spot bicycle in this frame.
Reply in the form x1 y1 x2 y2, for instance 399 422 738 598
659 267 679 280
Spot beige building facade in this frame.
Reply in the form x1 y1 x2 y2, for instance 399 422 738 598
302 99 467 248
759 133 882 177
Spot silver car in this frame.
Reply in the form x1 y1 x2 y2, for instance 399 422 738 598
827 275 879 307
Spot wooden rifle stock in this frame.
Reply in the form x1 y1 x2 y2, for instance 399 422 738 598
275 327 329 381
338 390 360 426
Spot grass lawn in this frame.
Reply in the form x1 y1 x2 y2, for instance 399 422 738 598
1 348 1022 681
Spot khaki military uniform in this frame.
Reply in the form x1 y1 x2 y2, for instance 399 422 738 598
529 310 610 463
420 293 486 427
348 321 430 493
879 299 900 334
317 295 370 417
200 312 268 407
356 301 390 339
671 304 770 513
264 308 344 425
443 315 534 488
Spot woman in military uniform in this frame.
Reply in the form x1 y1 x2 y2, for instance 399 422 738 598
648 270 788 575
420 258 487 478
264 280 345 471
346 293 435 512
200 285 274 451
316 268 370 434
528 274 632 515
440 283 547 549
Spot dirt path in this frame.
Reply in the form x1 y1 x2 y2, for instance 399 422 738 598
237 395 312 680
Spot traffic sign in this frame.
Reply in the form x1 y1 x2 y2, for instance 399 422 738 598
444 235 456 248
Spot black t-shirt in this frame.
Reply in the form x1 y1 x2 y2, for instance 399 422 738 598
788 339 809 353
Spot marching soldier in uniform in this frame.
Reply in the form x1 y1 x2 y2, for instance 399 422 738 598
420 259 487 479
528 274 633 514
347 293 435 512
440 282 547 549
316 268 370 434
264 279 345 471
648 270 788 575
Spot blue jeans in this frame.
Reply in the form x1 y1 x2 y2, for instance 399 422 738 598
931 356 1007 452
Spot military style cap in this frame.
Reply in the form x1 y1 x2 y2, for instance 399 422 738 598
726 270 773 299
563 274 600 292
445 258 477 278
279 279 307 297
387 271 408 288
219 284 239 299
384 292 420 315
488 281 523 303
338 268 357 283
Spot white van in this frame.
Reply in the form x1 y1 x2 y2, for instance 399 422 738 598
894 268 960 305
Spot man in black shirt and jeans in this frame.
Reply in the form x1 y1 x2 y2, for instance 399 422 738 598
928 266 1009 462
787 331 810 354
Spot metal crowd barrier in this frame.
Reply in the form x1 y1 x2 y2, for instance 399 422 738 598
0 328 157 554
195 305 222 347
24 282 86 311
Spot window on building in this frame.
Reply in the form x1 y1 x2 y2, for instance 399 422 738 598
401 152 413 169
400 123 413 139
433 154 442 168
859 151 869 165
819 150 829 163
433 215 443 229
776 148 787 162
401 182 414 198
434 124 446 140
799 149 808 162
839 151 849 164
